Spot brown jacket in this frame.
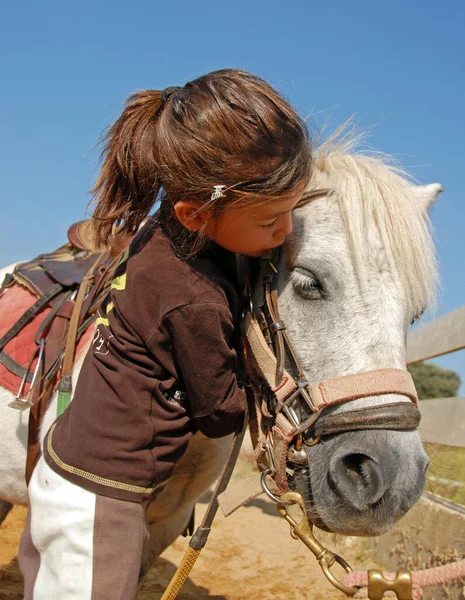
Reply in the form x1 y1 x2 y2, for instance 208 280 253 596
44 219 246 503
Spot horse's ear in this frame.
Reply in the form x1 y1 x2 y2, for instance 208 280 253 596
414 183 443 212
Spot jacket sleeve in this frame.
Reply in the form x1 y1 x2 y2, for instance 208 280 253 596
155 303 246 438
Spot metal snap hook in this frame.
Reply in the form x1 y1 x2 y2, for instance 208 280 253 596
277 491 358 597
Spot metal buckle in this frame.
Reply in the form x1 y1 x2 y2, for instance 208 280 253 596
285 380 315 411
278 380 322 436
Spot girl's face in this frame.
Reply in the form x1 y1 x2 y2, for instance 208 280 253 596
205 187 305 257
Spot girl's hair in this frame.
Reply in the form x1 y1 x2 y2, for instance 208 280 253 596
92 68 312 247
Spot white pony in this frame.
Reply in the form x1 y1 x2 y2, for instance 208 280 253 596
0 134 441 575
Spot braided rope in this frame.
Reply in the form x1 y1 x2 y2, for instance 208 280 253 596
344 559 465 598
160 547 201 600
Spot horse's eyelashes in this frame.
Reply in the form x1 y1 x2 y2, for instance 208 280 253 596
291 267 320 286
290 267 324 299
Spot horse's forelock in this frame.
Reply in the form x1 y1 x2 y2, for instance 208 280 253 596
309 134 438 315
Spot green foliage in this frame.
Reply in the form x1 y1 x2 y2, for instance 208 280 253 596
407 361 461 400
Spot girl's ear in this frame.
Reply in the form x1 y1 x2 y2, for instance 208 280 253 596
174 201 211 232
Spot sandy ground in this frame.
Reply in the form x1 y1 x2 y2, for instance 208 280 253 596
0 458 367 599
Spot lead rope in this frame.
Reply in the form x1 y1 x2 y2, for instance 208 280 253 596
344 560 465 599
160 404 249 600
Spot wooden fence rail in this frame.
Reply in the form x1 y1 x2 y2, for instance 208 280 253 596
406 305 465 448
407 305 465 364
419 397 465 447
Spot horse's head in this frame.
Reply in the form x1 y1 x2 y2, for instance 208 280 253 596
275 139 441 536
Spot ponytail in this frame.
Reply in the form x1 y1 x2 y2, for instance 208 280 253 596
91 90 164 247
90 70 312 251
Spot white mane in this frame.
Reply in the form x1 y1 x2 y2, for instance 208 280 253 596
309 130 438 314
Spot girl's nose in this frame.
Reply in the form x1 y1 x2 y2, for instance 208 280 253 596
277 213 293 237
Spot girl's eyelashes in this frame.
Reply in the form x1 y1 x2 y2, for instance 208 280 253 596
259 219 278 229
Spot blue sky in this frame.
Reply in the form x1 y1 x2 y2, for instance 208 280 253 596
1 0 464 387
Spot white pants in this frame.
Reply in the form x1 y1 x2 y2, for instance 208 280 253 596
19 456 148 599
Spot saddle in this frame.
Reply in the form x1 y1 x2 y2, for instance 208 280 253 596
67 219 132 255
0 220 132 482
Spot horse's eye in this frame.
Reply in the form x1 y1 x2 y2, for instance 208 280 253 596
291 267 325 300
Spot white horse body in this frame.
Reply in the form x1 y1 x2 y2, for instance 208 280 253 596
0 138 442 568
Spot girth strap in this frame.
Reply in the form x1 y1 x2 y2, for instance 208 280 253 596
0 351 33 382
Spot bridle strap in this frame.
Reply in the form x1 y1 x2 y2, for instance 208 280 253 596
314 401 421 438
264 277 305 385
309 368 418 410
264 282 285 386
244 311 292 393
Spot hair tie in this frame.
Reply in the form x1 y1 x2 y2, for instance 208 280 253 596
211 185 226 201
161 86 181 105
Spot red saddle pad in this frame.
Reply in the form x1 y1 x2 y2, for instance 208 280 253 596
0 283 94 396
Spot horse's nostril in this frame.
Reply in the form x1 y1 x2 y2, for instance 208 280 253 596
342 453 376 488
330 451 387 511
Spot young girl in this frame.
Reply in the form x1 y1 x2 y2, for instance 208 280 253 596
19 68 312 599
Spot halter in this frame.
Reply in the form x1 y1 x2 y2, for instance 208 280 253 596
244 250 421 496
